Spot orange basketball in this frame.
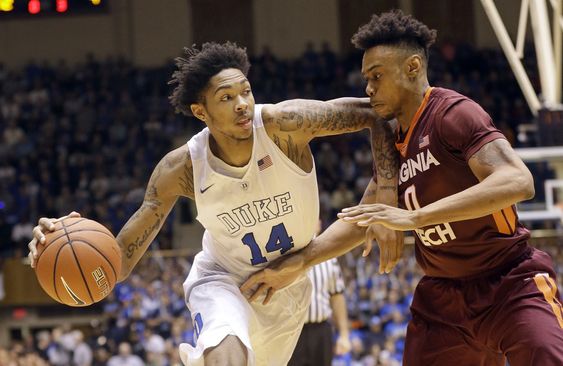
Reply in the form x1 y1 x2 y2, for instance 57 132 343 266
34 217 122 307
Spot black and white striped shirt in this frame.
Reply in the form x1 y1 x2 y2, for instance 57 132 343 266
306 258 345 323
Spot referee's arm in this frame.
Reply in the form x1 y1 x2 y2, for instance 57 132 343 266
328 259 351 355
330 292 351 355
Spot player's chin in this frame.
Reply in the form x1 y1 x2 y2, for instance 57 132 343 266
234 130 253 140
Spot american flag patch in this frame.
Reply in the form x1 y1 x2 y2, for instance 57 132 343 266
257 155 273 171
419 135 430 148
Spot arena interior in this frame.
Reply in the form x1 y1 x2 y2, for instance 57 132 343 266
0 0 562 365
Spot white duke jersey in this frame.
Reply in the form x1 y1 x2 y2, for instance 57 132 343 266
187 104 320 283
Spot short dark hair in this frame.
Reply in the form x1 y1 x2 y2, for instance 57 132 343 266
168 42 251 116
351 9 437 60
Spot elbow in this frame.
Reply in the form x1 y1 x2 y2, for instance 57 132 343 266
517 171 535 201
117 267 131 283
522 180 535 201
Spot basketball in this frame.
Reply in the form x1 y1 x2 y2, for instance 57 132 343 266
34 217 122 307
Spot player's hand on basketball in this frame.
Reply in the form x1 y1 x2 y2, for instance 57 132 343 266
365 223 404 274
240 253 306 305
338 204 419 231
28 211 81 268
335 334 352 355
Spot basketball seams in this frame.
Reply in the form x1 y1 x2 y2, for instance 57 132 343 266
51 242 68 304
62 219 95 304
60 217 88 228
72 239 118 281
46 229 115 244
67 242 95 304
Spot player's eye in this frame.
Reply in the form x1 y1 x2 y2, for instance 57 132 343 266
220 95 232 101
374 73 382 80
243 89 251 95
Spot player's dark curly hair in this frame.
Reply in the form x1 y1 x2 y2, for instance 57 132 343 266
168 42 251 116
352 9 437 60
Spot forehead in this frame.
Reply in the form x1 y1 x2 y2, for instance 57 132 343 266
361 46 402 74
208 68 249 89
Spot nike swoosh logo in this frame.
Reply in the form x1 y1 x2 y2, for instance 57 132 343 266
61 276 85 305
200 184 214 194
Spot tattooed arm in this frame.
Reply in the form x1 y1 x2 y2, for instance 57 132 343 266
261 98 381 165
26 145 194 276
116 144 194 281
262 97 378 142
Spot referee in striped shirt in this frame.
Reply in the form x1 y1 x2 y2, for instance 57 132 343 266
288 258 351 366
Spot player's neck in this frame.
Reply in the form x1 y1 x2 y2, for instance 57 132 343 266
209 134 253 167
397 80 430 133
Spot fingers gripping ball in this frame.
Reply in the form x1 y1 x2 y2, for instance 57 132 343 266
34 217 121 307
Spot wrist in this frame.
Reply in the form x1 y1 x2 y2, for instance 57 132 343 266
412 208 426 227
300 243 317 269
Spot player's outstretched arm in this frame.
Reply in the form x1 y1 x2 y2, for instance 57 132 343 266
241 178 402 304
339 138 534 230
116 145 194 281
27 145 194 281
262 97 382 146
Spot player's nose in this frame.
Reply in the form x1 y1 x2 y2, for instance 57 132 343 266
235 96 248 112
365 83 375 97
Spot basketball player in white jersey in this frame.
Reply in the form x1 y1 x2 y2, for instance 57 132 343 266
27 42 400 366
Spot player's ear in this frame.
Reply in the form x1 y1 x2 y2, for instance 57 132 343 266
405 55 422 79
190 104 207 123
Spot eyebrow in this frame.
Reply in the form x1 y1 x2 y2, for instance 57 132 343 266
214 79 250 95
361 64 382 76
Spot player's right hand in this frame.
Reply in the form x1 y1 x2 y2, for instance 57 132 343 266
27 211 81 268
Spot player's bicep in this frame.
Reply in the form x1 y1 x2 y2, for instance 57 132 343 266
468 139 530 182
150 145 195 201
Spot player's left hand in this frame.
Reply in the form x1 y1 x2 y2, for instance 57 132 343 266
240 252 307 305
335 335 352 355
338 203 419 231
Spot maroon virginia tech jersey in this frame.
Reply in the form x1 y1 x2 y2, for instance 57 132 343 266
396 87 530 278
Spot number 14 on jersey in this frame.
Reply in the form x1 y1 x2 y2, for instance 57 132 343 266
241 223 294 265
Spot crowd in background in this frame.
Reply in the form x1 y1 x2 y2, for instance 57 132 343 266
0 41 561 365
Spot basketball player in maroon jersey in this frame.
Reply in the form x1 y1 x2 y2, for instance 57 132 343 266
242 10 563 366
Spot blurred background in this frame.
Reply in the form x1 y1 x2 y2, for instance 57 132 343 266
0 0 562 365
